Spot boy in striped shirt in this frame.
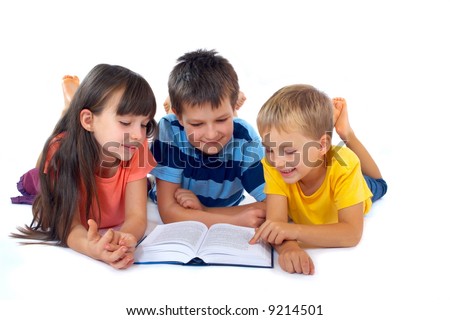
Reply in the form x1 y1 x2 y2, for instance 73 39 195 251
149 49 266 228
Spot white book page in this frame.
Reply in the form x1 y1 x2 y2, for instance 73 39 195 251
135 221 207 262
198 224 272 266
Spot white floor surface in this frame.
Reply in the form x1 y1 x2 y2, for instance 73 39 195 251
1 1 449 319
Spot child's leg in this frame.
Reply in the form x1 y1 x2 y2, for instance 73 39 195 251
36 75 80 167
62 75 80 116
363 175 388 202
333 97 382 179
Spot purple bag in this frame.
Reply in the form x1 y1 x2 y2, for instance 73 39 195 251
10 168 40 205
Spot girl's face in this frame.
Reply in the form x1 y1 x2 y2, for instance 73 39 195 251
85 90 150 165
261 128 326 185
176 99 234 155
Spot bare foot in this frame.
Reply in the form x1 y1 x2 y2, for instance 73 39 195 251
332 97 353 141
163 96 173 114
235 91 247 110
62 75 80 115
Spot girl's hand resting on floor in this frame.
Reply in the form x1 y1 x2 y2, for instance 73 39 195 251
86 219 135 269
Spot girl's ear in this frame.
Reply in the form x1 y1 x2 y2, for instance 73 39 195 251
80 109 94 131
319 133 331 156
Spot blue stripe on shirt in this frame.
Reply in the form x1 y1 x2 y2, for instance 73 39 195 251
149 114 266 206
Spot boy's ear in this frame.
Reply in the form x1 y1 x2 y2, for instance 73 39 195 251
80 109 94 131
319 134 332 155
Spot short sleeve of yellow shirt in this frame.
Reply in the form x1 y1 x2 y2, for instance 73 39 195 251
262 146 372 225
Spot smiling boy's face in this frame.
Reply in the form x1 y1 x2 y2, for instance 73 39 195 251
261 127 327 185
175 99 234 155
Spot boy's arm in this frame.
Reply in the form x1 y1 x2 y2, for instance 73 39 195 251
294 202 364 247
253 201 364 248
251 194 314 274
156 179 265 228
266 194 289 222
204 201 266 215
276 240 315 275
250 194 288 244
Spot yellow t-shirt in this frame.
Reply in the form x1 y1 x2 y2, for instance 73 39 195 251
262 146 373 225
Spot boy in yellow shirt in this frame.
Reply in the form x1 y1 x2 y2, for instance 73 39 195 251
250 85 387 274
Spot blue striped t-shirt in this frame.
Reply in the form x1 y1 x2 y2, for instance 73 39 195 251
149 114 266 207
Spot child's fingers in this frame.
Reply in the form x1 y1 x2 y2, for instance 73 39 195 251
86 219 99 241
98 229 115 249
111 254 135 270
174 188 190 198
280 248 315 275
293 255 308 274
249 221 268 244
105 242 121 252
181 199 198 209
294 254 314 275
119 233 137 248
106 245 128 263
109 250 134 269
308 257 315 275
248 232 260 245
279 254 294 273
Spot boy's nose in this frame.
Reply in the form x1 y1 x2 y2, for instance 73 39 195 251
270 153 285 168
204 125 218 140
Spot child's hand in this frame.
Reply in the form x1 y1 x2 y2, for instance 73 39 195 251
249 220 299 245
86 220 134 269
278 241 315 275
174 188 204 210
105 231 138 254
235 206 266 228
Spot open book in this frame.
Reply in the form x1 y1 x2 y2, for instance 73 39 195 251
134 221 273 268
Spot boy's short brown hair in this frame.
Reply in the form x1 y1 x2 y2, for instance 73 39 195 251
168 49 240 115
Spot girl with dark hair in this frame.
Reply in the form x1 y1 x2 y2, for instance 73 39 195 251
12 64 157 269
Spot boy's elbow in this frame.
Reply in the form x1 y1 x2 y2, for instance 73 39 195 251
158 209 174 224
344 238 361 248
160 214 175 224
342 230 363 247
157 205 179 224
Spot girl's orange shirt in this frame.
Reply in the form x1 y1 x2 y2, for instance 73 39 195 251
45 134 155 229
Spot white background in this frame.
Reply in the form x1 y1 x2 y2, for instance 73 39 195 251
1 0 449 319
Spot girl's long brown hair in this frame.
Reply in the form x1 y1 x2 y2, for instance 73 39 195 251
12 64 157 246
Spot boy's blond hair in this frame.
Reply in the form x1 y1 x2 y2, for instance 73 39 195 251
257 84 333 140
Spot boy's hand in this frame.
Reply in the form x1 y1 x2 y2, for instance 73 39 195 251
174 188 204 210
278 241 315 275
249 220 300 245
235 206 266 228
86 219 134 269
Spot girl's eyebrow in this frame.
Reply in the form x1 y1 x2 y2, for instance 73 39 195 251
117 114 150 121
